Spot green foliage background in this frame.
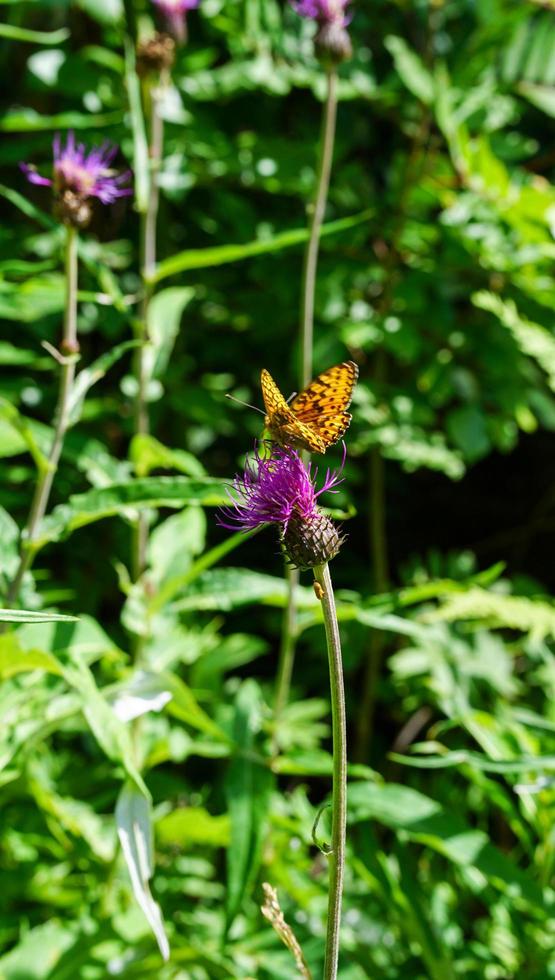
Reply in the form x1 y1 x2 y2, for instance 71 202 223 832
2 0 555 976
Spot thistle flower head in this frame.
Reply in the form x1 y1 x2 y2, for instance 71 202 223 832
21 133 132 228
152 0 200 42
292 0 352 63
219 445 345 569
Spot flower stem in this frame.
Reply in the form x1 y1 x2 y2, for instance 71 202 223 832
132 79 165 582
300 66 338 389
5 225 79 606
313 562 347 980
273 67 339 729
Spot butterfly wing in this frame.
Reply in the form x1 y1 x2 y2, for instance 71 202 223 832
290 362 358 421
289 361 358 449
261 368 327 453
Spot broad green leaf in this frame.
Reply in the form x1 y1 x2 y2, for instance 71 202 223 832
0 921 81 979
16 613 117 662
149 507 207 582
146 286 195 379
116 782 170 961
153 209 373 283
225 680 273 930
131 433 207 478
172 567 318 613
0 635 63 678
34 477 229 548
156 807 230 848
349 782 546 909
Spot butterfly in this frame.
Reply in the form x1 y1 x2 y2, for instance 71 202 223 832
261 361 358 454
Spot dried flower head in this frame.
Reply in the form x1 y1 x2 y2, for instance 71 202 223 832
152 0 200 43
219 445 345 569
137 32 176 76
292 0 352 64
21 133 132 228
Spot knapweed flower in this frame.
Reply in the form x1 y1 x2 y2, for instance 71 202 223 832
152 0 200 43
219 445 345 569
292 0 352 63
294 0 349 25
21 133 131 228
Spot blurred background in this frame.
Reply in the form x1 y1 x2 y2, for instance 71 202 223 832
2 0 555 977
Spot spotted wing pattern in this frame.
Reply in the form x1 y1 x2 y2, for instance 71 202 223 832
260 361 358 454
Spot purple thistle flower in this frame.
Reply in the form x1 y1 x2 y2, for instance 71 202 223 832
292 0 350 26
21 133 132 206
152 0 200 42
219 445 342 532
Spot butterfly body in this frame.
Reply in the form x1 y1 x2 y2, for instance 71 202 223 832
261 361 358 454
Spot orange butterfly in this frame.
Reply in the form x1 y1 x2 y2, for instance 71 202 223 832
261 361 358 454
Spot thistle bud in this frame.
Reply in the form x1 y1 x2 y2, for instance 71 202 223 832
314 21 352 65
282 510 344 570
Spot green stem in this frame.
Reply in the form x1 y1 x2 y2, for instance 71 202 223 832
132 79 165 583
313 562 347 980
300 67 338 389
5 225 79 607
273 68 339 729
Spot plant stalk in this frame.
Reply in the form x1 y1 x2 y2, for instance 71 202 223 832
313 562 347 980
273 67 339 731
5 225 79 606
300 67 338 389
132 79 165 582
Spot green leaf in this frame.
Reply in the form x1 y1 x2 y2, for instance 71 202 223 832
0 398 49 469
0 608 78 624
67 341 140 426
131 433 207 478
0 636 63 678
473 291 555 392
172 567 318 613
0 182 55 229
226 680 273 930
124 37 150 213
385 35 434 105
116 782 170 961
63 658 148 796
34 477 229 548
517 81 555 117
422 586 555 641
153 209 373 283
156 807 230 848
349 782 546 910
0 921 81 979
0 109 124 132
146 286 195 379
0 23 69 43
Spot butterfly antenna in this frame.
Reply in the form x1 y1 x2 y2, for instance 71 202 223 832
225 393 265 416
286 391 298 405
